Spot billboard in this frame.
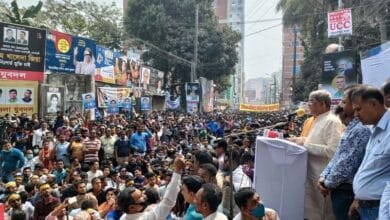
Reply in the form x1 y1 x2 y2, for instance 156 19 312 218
0 80 38 116
97 87 132 108
0 22 45 81
328 8 352 38
322 50 357 100
95 45 121 84
361 41 390 88
45 30 96 74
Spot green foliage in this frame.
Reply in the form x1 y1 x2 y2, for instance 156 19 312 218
3 0 42 25
278 0 383 102
124 0 240 91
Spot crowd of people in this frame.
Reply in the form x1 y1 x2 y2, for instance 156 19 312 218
0 108 291 220
1 82 390 220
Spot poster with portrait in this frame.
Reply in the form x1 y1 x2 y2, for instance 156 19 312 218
107 99 119 115
0 22 45 81
97 87 132 108
200 77 214 113
113 56 128 86
82 93 96 111
40 85 65 116
186 83 200 102
322 50 357 100
45 30 96 75
0 80 38 116
140 96 151 111
95 45 121 84
141 67 151 91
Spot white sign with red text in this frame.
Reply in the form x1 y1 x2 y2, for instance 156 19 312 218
328 8 352 38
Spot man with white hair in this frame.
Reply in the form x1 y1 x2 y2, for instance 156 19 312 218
289 90 343 220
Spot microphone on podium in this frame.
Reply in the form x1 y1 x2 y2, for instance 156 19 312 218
287 108 306 118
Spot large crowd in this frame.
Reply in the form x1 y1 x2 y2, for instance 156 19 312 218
1 82 390 220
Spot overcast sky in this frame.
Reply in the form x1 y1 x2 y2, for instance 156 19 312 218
244 0 283 80
12 0 282 80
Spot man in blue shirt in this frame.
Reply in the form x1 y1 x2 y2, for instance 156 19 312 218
318 85 371 220
349 86 390 219
0 140 26 182
181 175 205 220
130 124 152 155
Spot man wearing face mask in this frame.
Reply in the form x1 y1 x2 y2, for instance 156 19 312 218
233 187 279 220
0 140 26 182
117 156 185 220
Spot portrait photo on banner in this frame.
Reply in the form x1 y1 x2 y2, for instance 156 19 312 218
82 93 96 110
186 83 200 102
140 96 151 111
41 85 65 116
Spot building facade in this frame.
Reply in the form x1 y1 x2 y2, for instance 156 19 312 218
214 0 245 109
281 25 304 108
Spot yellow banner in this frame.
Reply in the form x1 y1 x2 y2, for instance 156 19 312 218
239 103 280 112
0 80 38 116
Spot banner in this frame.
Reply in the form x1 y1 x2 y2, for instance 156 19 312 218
186 82 200 102
40 85 65 116
200 77 214 112
322 50 357 100
141 66 151 90
166 95 181 110
95 45 121 84
239 103 280 112
46 30 96 74
328 8 352 38
0 22 45 81
113 55 129 86
140 96 151 111
0 80 38 116
97 87 132 108
361 41 390 88
148 68 164 94
82 93 96 111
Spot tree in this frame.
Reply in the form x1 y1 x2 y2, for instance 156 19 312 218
277 0 383 102
33 0 123 49
124 0 240 91
2 0 43 25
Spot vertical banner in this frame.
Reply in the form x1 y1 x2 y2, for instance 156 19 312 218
141 66 151 90
113 55 128 85
41 85 65 116
95 45 120 84
140 96 151 111
186 82 200 114
322 50 356 101
200 77 214 112
45 30 96 75
0 22 45 81
82 93 96 111
327 8 352 38
0 80 38 116
107 99 119 115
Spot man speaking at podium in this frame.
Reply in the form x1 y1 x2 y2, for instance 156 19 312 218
289 90 343 220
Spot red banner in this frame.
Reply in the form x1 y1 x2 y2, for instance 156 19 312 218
0 69 43 81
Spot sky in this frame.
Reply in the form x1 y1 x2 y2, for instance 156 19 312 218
244 0 283 80
10 0 283 81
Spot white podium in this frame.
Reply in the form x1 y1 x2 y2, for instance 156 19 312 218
254 137 307 220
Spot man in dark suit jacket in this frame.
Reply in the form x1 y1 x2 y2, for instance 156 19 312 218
4 29 16 43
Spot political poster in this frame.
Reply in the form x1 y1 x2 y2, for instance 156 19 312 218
140 96 151 111
200 77 214 113
45 30 96 74
95 45 121 84
0 22 45 81
186 82 200 102
328 8 352 38
107 99 119 115
186 102 198 114
97 87 132 108
322 50 357 100
40 85 65 116
141 66 151 90
113 56 128 86
361 41 390 88
82 93 96 110
0 80 38 116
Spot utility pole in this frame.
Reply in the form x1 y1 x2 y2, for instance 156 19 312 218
273 74 277 103
292 25 298 103
191 3 199 82
338 0 344 51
